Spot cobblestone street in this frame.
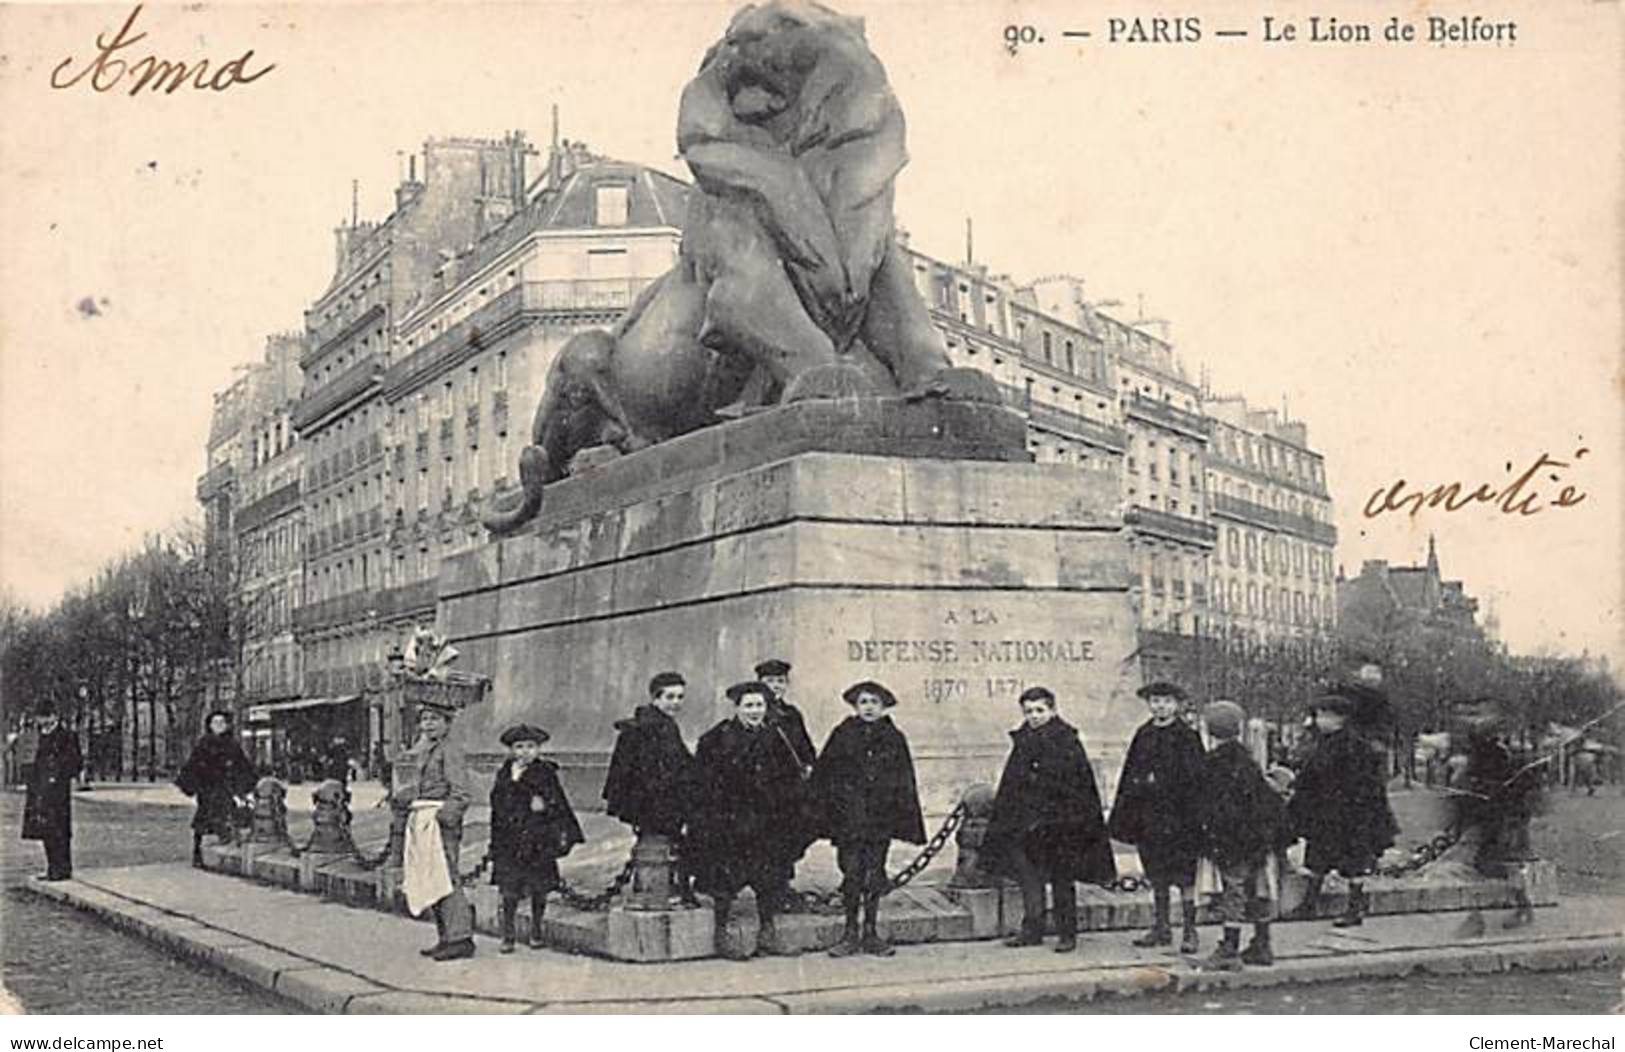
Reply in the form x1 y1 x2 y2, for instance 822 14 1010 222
0 791 298 1013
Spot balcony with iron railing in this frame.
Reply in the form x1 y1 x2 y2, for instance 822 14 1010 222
292 356 383 430
995 382 1130 452
375 578 438 620
1211 491 1280 530
388 279 651 399
1125 392 1212 441
1125 504 1219 547
292 589 376 633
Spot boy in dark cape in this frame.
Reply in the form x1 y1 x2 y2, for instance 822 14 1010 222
983 687 1117 952
812 680 925 957
603 671 698 903
489 723 585 952
1109 680 1206 953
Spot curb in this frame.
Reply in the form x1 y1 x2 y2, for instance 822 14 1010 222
23 878 1624 1015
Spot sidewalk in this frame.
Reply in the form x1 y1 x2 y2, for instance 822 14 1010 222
25 865 1623 1014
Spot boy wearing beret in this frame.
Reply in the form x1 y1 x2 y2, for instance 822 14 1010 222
812 680 926 957
1198 700 1290 970
1286 687 1399 927
1109 680 1206 954
489 724 585 953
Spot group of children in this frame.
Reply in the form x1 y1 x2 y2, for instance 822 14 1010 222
394 663 1399 968
1109 680 1398 970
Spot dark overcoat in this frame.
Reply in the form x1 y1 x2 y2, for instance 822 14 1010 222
22 728 82 842
812 715 926 846
602 705 695 835
176 733 256 835
983 717 1117 884
1107 718 1206 852
1287 726 1399 871
768 700 817 771
686 717 809 895
488 758 585 890
1199 740 1292 867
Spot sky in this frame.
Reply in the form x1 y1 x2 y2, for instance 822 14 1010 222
0 0 1619 664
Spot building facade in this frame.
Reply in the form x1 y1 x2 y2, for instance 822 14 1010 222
291 132 538 767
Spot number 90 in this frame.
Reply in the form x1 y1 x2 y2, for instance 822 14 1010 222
1004 24 1040 53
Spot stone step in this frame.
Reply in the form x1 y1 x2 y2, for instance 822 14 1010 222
200 842 1557 963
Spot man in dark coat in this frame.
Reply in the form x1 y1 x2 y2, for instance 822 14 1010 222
1286 686 1399 926
21 707 81 881
603 671 698 903
688 681 807 958
176 710 256 867
1449 698 1545 935
983 686 1117 952
1198 701 1292 970
812 680 926 958
1109 680 1206 953
489 723 585 953
755 658 817 910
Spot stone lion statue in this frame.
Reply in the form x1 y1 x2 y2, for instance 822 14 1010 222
484 0 995 535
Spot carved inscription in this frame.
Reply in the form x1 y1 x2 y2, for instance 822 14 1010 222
844 606 1097 704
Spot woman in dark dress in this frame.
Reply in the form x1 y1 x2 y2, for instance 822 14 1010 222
488 723 585 952
687 681 807 959
176 710 256 866
983 686 1117 952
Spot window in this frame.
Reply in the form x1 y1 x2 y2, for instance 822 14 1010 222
594 184 629 226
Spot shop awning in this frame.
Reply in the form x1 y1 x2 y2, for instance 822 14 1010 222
246 695 362 722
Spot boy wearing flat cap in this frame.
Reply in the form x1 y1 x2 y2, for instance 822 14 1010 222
1197 700 1291 970
489 724 584 953
1286 686 1399 927
1109 681 1206 953
812 680 926 957
754 658 818 910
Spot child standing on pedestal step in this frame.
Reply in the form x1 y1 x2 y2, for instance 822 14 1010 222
488 723 584 954
812 680 926 958
1108 680 1207 954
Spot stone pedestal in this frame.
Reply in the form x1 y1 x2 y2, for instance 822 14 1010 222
439 396 1145 811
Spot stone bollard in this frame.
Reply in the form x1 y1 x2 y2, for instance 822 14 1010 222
624 831 679 911
943 783 1004 938
948 783 999 889
306 779 356 854
249 777 291 846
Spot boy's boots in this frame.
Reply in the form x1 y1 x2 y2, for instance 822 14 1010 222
1240 922 1274 966
1288 874 1323 920
1005 917 1044 947
1200 926 1243 971
1179 900 1200 954
499 900 518 954
529 895 547 949
860 894 894 957
828 895 863 957
192 833 205 869
713 896 748 960
1333 883 1366 928
1133 887 1173 947
1052 888 1078 953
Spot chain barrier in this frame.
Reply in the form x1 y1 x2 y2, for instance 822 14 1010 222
556 857 637 912
886 801 965 893
1375 829 1463 878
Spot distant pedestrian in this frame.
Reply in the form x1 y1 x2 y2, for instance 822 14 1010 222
1109 680 1206 954
1572 749 1598 797
688 681 809 959
1286 686 1399 926
488 723 584 953
603 671 698 903
1449 698 1545 936
21 705 81 881
1196 701 1291 970
812 680 925 958
176 710 256 867
983 686 1117 953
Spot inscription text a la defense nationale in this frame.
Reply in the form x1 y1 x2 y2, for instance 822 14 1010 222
845 636 1097 704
